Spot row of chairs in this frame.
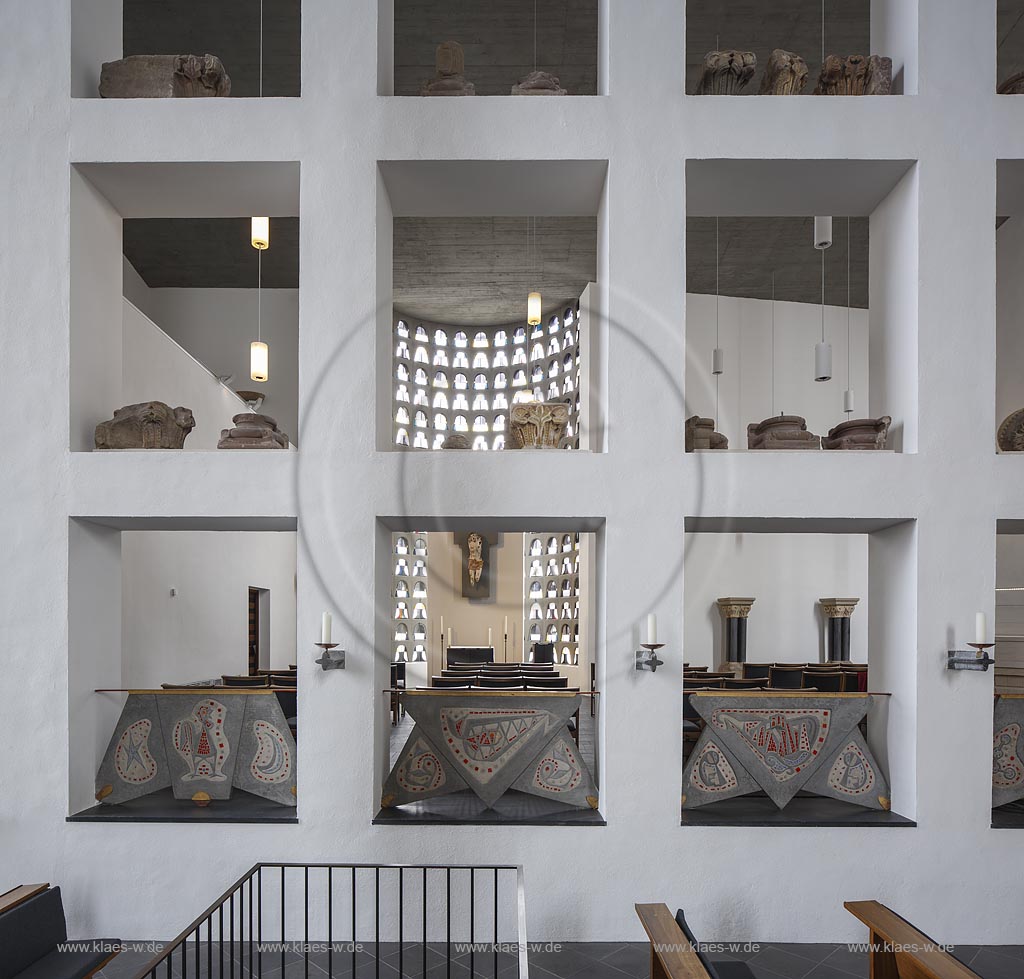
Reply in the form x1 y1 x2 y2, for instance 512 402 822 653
431 674 572 689
684 663 866 692
222 671 297 688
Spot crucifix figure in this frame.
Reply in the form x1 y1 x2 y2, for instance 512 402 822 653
454 531 498 599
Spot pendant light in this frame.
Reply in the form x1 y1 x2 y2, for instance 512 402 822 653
712 216 724 375
771 271 778 416
813 216 832 382
843 217 854 414
250 216 269 383
527 216 542 326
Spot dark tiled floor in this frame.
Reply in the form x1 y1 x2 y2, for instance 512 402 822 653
96 940 1024 979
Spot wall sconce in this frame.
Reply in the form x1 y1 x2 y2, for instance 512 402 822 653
315 611 346 670
635 613 665 673
948 611 995 672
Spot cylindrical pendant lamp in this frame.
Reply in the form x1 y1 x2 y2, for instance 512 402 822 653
250 340 269 383
844 388 855 414
814 216 833 250
712 347 725 376
251 216 270 250
527 291 542 326
815 341 833 382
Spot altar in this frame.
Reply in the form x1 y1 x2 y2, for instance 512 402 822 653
381 689 598 812
93 689 297 809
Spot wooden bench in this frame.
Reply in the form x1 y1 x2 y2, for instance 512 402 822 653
635 904 753 979
845 901 981 979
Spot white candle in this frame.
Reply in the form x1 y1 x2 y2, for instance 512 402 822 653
448 627 453 645
647 613 657 644
976 611 987 644
488 627 493 646
504 616 508 635
321 611 332 644
440 615 444 639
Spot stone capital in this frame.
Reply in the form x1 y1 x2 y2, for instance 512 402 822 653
716 597 755 619
819 597 860 618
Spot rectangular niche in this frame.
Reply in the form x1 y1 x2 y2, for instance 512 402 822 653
380 0 605 96
684 159 918 453
68 517 298 823
998 4 1024 93
684 0 917 95
70 161 300 452
994 522 1024 827
996 161 1024 451
681 516 917 827
72 0 301 98
373 516 605 826
377 160 609 452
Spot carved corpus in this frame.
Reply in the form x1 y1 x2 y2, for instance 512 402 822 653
717 598 755 620
99 54 231 98
95 402 195 449
814 55 892 96
822 416 891 450
819 598 860 619
218 413 289 449
759 49 808 95
998 409 1024 452
511 70 567 96
747 415 821 450
467 533 484 587
695 50 756 95
421 40 476 96
508 402 570 449
685 415 728 451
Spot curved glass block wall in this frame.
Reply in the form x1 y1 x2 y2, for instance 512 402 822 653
393 306 582 451
392 532 428 662
523 532 582 668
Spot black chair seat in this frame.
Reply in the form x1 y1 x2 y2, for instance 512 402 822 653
707 961 756 979
15 946 117 979
683 719 701 733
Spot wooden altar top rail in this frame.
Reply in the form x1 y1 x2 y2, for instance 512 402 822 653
690 690 891 698
94 688 294 695
382 688 599 697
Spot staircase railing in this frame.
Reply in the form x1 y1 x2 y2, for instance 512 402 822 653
131 862 528 979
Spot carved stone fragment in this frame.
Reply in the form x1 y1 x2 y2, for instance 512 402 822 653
694 50 756 95
95 402 195 449
218 413 289 449
511 70 567 96
813 55 892 96
758 49 809 95
99 54 231 98
420 41 476 96
508 402 570 449
998 409 1024 452
747 415 821 450
685 415 728 451
441 433 471 449
822 416 891 450
998 72 1024 95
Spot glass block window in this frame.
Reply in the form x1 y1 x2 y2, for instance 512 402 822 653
393 308 582 450
522 532 583 665
393 532 427 663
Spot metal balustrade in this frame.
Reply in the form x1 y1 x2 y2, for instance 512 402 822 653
131 863 528 979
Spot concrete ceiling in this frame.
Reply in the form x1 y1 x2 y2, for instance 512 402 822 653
124 218 299 289
379 160 607 217
393 216 597 326
687 216 869 307
394 0 598 97
123 0 301 98
685 0 870 94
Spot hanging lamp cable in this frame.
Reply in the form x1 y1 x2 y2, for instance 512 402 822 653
820 246 825 342
259 0 264 98
534 0 538 72
847 217 851 390
771 271 776 416
715 216 720 346
257 246 262 343
821 0 825 69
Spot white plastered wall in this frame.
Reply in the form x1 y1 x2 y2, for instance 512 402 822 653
683 533 869 666
4 0 1021 947
685 295 870 448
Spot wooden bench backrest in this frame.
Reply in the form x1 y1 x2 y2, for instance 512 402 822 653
0 884 49 916
844 901 981 979
635 903 713 979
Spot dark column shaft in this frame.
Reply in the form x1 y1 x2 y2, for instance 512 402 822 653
725 617 747 663
827 617 851 662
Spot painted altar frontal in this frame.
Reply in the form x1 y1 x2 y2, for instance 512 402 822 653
682 691 891 811
993 694 1024 808
95 690 296 807
382 690 598 810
